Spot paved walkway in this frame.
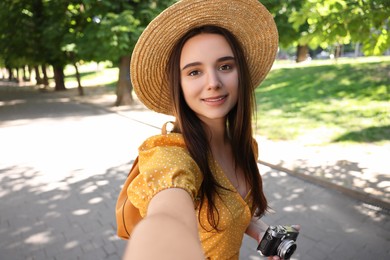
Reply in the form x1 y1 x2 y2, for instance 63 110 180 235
0 85 389 260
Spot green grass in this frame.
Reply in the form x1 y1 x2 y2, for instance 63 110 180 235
64 62 118 89
255 57 390 145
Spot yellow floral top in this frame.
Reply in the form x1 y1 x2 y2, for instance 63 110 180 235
128 133 254 259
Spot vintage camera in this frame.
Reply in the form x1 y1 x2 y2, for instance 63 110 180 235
257 225 299 259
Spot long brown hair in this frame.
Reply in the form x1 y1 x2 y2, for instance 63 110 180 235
166 25 267 230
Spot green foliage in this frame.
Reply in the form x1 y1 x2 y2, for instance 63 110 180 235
2 0 387 74
288 0 390 55
41 0 69 66
0 0 35 67
73 0 175 64
0 0 76 68
75 10 141 62
0 0 176 68
255 57 390 145
262 0 308 48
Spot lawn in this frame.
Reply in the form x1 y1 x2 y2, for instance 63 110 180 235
64 62 118 88
255 56 390 145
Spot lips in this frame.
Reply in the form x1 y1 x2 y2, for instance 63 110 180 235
202 95 228 102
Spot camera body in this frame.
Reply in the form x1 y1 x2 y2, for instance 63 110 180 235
257 225 299 259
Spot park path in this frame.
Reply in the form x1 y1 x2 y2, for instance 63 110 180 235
0 85 389 259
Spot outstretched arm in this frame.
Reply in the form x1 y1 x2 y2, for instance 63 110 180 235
123 188 204 260
245 216 269 243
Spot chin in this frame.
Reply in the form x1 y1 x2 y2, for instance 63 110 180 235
197 112 229 122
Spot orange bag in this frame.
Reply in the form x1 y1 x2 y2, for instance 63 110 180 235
115 157 143 239
116 122 173 239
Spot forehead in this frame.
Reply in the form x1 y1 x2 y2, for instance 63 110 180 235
180 33 234 63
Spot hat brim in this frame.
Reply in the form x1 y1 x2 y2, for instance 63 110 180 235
131 0 278 115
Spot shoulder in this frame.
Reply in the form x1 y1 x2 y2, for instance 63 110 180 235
139 133 186 151
138 133 198 173
130 133 202 216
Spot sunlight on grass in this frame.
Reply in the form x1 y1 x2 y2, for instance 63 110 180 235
272 56 390 69
256 57 390 145
64 62 118 89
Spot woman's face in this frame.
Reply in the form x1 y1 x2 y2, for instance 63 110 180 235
179 33 238 124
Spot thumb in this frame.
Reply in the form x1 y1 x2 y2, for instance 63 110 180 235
291 224 301 231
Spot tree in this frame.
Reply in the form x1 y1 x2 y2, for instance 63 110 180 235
289 0 390 57
41 0 76 91
0 0 76 90
0 0 176 99
262 0 310 62
77 0 175 106
0 0 34 80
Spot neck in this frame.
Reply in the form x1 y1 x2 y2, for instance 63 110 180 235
201 118 229 153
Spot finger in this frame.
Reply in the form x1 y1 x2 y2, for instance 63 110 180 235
291 224 301 231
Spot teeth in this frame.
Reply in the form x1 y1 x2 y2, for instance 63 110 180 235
204 96 224 102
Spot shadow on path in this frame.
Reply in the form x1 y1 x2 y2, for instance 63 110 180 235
0 160 134 259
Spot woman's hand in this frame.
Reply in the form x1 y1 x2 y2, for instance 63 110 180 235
246 218 301 259
264 225 301 260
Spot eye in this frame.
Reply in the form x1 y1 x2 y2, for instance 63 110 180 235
188 70 200 76
219 64 232 71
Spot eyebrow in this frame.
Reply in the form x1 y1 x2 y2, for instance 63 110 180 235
181 56 235 71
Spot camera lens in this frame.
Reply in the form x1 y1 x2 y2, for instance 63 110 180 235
277 240 297 259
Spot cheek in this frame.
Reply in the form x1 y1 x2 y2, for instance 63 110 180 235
226 72 239 95
180 82 196 107
181 79 201 99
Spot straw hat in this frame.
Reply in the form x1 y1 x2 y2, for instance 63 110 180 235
131 0 278 115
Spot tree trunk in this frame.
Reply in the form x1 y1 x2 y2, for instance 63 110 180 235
34 66 43 85
354 43 360 58
41 64 49 86
15 68 20 82
73 62 84 96
115 55 133 106
7 67 13 81
296 45 309 63
334 43 341 59
53 65 66 91
28 65 33 82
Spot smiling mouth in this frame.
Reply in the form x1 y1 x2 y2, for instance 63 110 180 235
202 95 228 102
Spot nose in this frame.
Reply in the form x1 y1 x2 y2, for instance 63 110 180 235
206 70 221 90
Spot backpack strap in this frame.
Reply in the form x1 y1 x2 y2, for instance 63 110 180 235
115 157 142 239
161 121 175 135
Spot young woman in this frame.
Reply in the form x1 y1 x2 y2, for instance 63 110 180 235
122 0 294 259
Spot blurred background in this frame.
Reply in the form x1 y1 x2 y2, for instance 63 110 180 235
0 1 389 259
0 0 389 106
0 0 388 146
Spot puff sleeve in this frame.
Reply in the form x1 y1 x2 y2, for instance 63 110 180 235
128 134 203 217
